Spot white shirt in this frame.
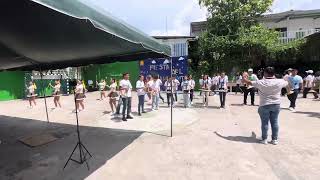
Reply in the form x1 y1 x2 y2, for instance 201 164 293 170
182 80 190 91
110 82 117 92
173 79 180 90
189 79 195 89
75 84 83 94
252 78 288 106
120 79 132 97
202 79 211 89
151 80 160 92
236 75 242 84
54 84 61 93
98 82 106 91
28 85 35 94
164 81 173 92
249 74 258 81
136 80 145 96
218 76 228 89
305 75 314 88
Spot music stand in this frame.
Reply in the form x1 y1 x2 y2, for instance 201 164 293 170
63 91 92 170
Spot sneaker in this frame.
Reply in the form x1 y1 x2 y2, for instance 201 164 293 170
260 139 268 145
271 140 278 145
289 107 296 112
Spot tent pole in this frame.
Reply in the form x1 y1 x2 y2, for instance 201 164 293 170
40 68 50 123
170 57 173 137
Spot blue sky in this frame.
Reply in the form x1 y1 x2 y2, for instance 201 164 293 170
84 0 320 36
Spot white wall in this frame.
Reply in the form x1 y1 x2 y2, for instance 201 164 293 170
262 17 320 38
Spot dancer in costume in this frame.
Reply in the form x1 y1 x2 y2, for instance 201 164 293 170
49 80 62 108
27 81 37 108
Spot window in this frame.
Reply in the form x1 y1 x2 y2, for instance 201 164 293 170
296 31 305 39
275 27 287 38
172 43 187 57
316 28 320 33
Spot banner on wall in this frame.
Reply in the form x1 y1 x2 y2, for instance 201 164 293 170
139 56 188 89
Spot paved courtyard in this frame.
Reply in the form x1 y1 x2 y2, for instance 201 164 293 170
0 91 319 180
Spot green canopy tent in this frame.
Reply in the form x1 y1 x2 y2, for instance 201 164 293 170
0 0 173 169
0 0 170 70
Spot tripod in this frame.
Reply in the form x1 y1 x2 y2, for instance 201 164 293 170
63 92 92 170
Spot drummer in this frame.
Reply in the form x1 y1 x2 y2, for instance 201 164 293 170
243 68 258 105
218 72 228 108
202 75 211 107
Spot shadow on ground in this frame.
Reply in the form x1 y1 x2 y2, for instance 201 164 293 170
0 115 143 180
214 131 259 144
294 111 320 118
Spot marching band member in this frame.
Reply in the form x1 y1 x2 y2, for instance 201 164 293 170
164 77 174 107
287 69 303 112
182 75 191 108
218 72 228 108
97 79 107 100
49 80 62 108
108 78 118 114
27 81 37 108
188 75 195 105
235 72 243 94
136 75 146 116
243 68 258 105
156 75 165 103
151 75 161 110
303 70 318 99
172 75 180 103
199 75 204 96
119 73 133 121
75 80 86 112
146 75 153 102
202 75 211 107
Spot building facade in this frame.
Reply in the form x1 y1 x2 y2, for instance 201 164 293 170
190 9 320 43
153 36 194 57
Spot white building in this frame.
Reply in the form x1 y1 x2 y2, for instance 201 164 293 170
152 36 194 57
190 9 320 43
261 10 320 43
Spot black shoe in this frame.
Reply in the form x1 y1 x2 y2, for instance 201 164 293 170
138 113 142 116
122 117 127 121
127 116 134 119
142 111 147 113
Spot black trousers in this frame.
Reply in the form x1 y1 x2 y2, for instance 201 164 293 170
190 89 194 102
303 88 319 98
159 93 165 102
122 97 132 118
174 92 178 102
244 88 255 105
219 89 226 107
288 89 299 108
167 92 174 106
138 95 144 113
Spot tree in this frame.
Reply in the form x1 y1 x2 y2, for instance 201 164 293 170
195 0 293 74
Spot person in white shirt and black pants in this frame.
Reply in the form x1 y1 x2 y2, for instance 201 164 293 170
218 72 228 108
182 75 191 108
164 77 174 107
244 68 258 105
136 75 146 116
303 70 318 99
188 75 195 104
119 73 133 121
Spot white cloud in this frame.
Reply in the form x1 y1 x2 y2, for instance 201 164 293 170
150 0 207 36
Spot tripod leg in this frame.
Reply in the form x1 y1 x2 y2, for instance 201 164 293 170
79 144 90 170
80 142 93 157
63 143 79 169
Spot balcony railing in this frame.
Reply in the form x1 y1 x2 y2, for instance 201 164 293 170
278 29 320 43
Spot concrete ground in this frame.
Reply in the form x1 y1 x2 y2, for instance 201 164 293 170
0 91 319 180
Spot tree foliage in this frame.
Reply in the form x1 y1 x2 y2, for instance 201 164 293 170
191 0 306 75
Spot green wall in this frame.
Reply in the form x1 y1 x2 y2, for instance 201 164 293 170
0 71 25 101
82 61 140 88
